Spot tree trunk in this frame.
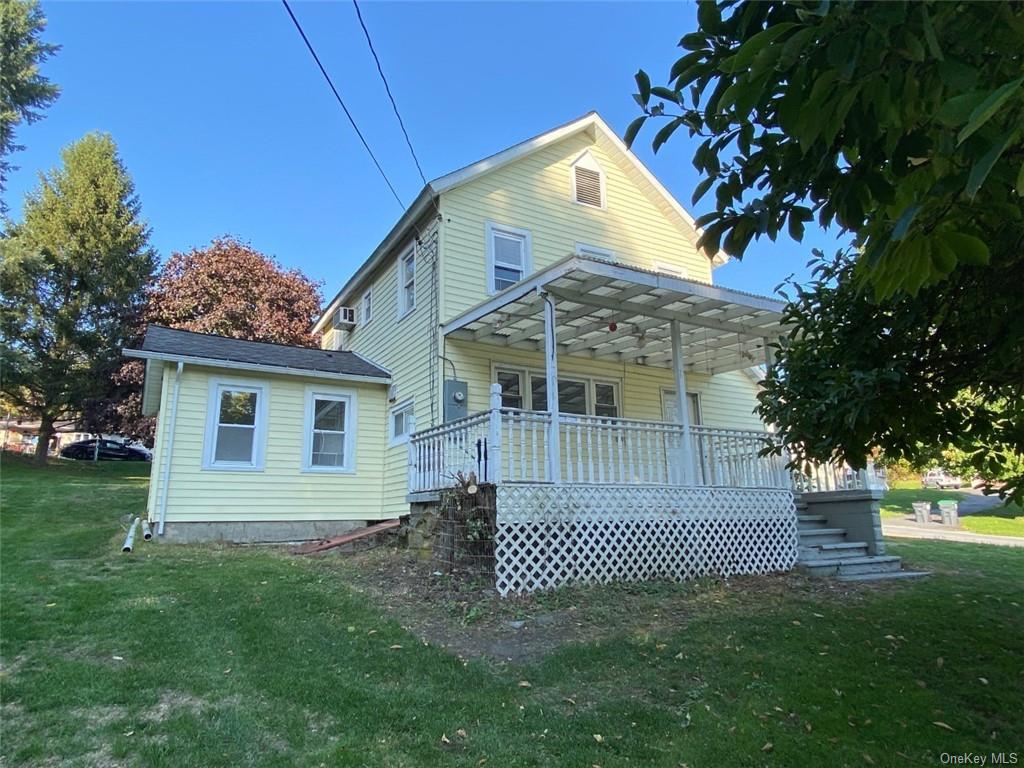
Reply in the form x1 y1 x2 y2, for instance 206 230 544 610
34 415 55 465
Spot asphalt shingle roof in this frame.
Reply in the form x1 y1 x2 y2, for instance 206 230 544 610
135 325 389 380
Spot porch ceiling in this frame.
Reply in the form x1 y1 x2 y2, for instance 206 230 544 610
442 255 789 375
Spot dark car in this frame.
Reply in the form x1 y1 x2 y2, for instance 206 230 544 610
60 438 151 461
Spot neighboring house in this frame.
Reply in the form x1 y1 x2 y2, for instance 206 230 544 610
133 112 893 589
1 418 93 455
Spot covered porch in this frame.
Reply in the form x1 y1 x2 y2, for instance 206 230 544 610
411 254 791 495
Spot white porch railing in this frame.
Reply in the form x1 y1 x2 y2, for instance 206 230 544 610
408 398 790 494
790 460 883 494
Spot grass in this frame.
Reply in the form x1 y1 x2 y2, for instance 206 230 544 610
2 454 1023 766
881 480 1024 538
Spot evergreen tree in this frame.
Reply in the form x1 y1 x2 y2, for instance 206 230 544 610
0 132 156 461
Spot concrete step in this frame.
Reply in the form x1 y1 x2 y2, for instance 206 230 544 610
797 527 847 545
837 570 932 583
798 555 902 578
799 541 870 561
797 514 828 530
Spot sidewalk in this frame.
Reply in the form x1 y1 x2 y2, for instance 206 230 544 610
883 519 1024 548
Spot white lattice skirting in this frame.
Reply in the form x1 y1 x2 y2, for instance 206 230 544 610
494 485 798 595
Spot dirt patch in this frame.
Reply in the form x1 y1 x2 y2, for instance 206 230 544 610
330 549 882 665
69 705 128 728
142 691 209 722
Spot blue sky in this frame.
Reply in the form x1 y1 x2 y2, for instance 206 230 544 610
5 1 847 299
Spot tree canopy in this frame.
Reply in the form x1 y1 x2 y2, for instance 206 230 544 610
0 0 60 212
97 237 324 443
629 0 1024 502
147 237 323 344
0 132 155 460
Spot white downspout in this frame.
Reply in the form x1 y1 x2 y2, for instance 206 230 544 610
157 361 183 536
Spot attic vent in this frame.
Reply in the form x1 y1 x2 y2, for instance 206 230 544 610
571 151 605 208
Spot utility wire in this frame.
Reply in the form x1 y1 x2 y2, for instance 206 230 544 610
281 0 405 210
351 0 428 187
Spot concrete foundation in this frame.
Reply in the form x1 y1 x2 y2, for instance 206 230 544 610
801 489 886 555
159 519 368 544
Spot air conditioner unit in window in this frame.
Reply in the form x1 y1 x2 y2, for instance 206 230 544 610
331 306 357 330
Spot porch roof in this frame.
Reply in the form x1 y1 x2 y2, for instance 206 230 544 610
442 256 788 375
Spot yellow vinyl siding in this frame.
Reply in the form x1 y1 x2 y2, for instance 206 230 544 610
148 363 386 523
323 215 440 517
444 339 764 432
440 130 712 321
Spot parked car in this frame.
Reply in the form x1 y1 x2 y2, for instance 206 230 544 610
60 438 151 461
922 468 963 489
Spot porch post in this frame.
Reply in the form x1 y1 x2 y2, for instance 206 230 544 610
670 320 694 485
542 292 562 483
488 383 503 485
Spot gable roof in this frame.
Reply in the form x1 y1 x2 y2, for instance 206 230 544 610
313 111 724 333
124 325 390 382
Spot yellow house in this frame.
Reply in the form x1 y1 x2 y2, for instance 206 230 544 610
134 113 899 589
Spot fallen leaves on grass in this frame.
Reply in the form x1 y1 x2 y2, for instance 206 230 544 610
761 742 773 752
593 734 605 744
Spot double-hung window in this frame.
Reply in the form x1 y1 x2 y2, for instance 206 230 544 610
496 368 618 418
486 222 531 293
361 288 373 325
389 399 415 446
398 247 415 317
303 388 354 472
204 380 267 470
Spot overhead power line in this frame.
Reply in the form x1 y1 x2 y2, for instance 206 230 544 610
281 0 405 210
351 0 428 187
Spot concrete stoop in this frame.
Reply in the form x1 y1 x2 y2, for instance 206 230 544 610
795 504 930 582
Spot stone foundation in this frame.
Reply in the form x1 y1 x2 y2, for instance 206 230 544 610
158 519 368 544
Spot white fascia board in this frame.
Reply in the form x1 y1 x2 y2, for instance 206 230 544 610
429 113 599 194
123 349 390 385
313 187 437 334
139 358 163 416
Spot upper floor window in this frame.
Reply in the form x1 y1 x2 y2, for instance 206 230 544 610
361 288 373 325
398 246 415 317
654 261 688 279
575 243 615 261
485 221 532 294
571 151 605 209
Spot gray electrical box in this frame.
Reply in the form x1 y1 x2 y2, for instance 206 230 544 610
443 379 468 422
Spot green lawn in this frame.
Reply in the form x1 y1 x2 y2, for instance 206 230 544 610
2 455 1023 766
881 481 1024 538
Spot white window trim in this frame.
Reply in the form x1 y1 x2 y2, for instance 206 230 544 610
388 398 415 447
654 261 688 279
575 242 616 261
661 388 702 426
492 365 620 417
361 288 373 326
397 244 416 319
570 150 606 210
202 377 269 472
302 385 357 473
485 221 532 295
